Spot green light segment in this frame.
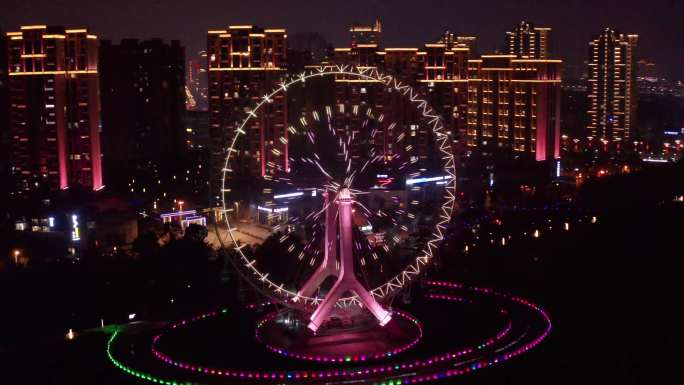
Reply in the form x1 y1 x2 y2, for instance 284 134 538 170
106 330 199 385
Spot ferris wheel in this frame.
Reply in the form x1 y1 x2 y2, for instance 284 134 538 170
218 65 456 332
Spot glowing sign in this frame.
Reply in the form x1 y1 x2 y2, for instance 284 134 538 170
642 157 669 163
160 210 197 218
405 175 453 185
258 206 288 213
274 192 303 199
71 214 80 241
376 174 395 187
181 216 207 228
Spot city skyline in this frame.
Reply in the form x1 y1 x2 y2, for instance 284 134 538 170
1 0 683 81
0 4 681 385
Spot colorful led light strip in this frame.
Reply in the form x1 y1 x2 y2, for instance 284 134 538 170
107 329 199 385
148 291 516 381
151 306 511 380
108 282 551 384
254 309 423 363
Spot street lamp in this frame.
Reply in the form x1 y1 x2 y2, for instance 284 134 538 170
13 249 20 265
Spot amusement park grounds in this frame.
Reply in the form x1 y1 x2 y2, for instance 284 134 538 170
0 161 681 384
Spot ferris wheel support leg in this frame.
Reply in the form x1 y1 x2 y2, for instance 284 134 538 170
307 278 345 332
297 259 336 298
298 194 338 299
307 277 392 333
350 281 392 326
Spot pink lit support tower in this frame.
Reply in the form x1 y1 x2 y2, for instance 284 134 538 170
306 187 392 333
298 190 339 298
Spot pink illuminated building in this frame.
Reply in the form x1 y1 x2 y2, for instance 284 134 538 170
6 25 103 195
466 55 561 161
465 22 561 161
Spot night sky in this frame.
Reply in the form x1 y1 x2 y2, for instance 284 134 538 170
2 0 683 80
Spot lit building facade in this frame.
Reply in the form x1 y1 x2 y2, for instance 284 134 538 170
328 25 473 166
506 21 551 59
586 29 638 154
0 30 8 128
455 36 478 54
187 50 208 111
466 55 561 161
1 30 10 198
207 25 287 205
437 31 478 54
329 42 386 164
416 43 470 158
6 25 103 195
350 20 382 47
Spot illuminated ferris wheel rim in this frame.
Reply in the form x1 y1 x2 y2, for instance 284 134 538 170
219 64 457 308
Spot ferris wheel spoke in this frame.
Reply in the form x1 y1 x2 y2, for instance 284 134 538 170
312 159 334 180
309 200 333 222
352 199 374 218
349 189 369 195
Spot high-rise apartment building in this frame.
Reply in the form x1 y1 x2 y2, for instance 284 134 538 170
99 38 186 191
330 44 386 164
466 55 561 161
0 30 10 200
187 50 208 111
587 28 638 153
0 30 8 129
506 21 551 59
207 25 287 205
6 25 103 195
437 31 478 54
455 36 478 55
350 20 382 47
417 43 470 157
329 24 473 165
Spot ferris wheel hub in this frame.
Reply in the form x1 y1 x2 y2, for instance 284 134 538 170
337 187 352 202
